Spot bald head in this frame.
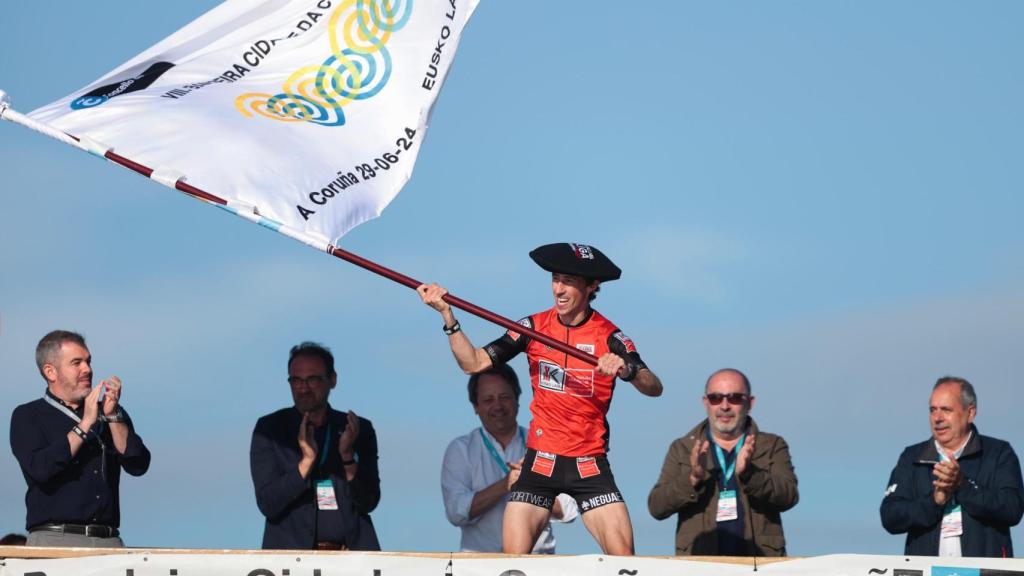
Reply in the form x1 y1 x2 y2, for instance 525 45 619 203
705 368 751 396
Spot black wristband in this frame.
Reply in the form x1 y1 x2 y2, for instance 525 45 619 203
621 362 639 382
443 320 461 335
72 425 88 440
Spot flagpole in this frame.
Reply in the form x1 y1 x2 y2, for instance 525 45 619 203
0 91 601 367
325 246 601 366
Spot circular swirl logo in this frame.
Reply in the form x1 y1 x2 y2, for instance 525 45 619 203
235 0 411 127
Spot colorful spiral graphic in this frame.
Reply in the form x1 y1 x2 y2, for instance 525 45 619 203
236 0 412 127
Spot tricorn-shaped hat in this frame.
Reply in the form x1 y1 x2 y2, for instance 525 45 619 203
528 243 621 281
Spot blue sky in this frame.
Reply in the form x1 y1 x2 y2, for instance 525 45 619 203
1 1 1022 556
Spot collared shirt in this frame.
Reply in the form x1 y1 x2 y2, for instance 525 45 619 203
441 425 578 553
937 432 973 557
711 436 747 555
9 391 150 530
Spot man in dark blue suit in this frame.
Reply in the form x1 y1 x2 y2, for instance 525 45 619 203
250 342 380 550
880 376 1023 557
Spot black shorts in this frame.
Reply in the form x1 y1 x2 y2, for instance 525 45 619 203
509 449 624 513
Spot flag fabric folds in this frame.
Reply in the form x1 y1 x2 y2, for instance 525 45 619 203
29 0 478 244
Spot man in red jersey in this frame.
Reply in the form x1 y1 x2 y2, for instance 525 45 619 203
418 243 662 555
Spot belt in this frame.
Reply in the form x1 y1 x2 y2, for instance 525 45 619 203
315 541 347 551
30 523 119 538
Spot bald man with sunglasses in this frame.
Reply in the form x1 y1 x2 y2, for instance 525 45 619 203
648 368 798 556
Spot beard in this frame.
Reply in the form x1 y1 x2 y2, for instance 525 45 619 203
709 410 746 436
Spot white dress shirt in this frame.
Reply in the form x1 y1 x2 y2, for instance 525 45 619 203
441 425 578 553
937 432 971 557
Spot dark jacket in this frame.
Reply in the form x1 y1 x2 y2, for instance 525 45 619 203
648 417 799 556
250 406 380 550
880 426 1023 557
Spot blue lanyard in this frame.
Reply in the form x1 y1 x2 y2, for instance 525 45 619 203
479 427 526 475
710 428 746 487
318 423 332 469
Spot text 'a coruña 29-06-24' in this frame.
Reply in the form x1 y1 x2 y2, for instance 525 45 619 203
296 127 418 220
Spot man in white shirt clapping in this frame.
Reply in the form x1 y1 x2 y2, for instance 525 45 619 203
441 364 578 553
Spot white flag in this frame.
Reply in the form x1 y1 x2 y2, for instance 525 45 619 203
29 0 478 244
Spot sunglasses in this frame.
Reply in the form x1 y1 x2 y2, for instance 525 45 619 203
705 392 748 405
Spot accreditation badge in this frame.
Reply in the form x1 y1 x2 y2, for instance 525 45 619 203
316 479 339 511
941 504 963 538
716 489 739 522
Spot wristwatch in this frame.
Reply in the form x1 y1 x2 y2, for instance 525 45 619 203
443 320 461 335
102 408 126 423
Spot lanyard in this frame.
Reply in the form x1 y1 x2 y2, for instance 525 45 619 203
44 394 84 424
318 423 333 470
479 426 526 475
710 428 746 488
43 393 109 477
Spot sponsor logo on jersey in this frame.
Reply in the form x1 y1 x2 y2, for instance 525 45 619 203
538 361 594 397
576 343 595 354
538 361 564 392
507 317 531 342
613 331 637 353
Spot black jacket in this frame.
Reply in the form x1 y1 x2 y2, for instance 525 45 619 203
250 406 380 550
880 426 1023 557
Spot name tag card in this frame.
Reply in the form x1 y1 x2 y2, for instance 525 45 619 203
941 504 963 538
316 479 339 511
716 489 738 522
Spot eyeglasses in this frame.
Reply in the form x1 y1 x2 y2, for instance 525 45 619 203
288 375 328 387
705 392 748 405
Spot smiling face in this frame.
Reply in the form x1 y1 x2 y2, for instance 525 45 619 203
703 370 754 440
474 373 519 440
551 272 598 324
930 382 976 452
45 341 94 406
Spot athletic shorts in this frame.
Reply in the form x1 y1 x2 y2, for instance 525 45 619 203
509 449 624 513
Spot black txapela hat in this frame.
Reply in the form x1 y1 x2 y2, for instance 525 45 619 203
528 243 621 281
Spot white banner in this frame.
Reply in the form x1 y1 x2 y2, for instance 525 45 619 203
29 0 478 244
2 553 1023 576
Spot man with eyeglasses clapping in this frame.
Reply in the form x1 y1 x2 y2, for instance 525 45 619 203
648 368 799 556
250 342 381 551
